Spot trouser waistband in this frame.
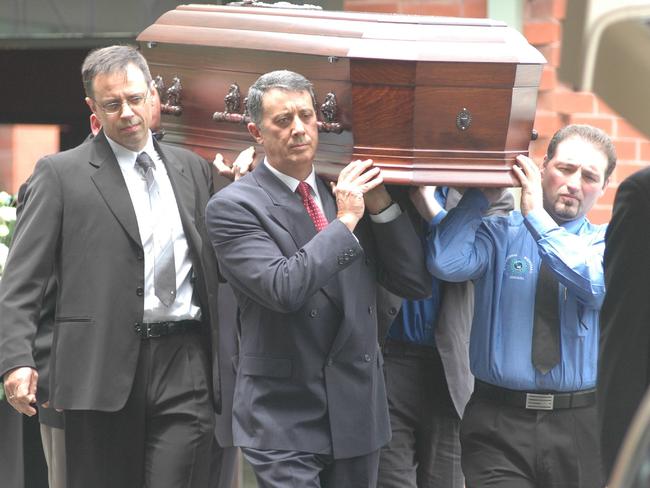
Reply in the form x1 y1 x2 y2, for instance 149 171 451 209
473 380 596 410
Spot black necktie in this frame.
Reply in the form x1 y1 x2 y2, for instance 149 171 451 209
135 152 177 307
532 261 561 374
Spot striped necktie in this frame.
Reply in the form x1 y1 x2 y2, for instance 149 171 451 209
135 151 177 307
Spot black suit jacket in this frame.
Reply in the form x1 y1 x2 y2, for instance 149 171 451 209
599 166 650 477
205 162 430 459
13 174 63 428
0 132 222 412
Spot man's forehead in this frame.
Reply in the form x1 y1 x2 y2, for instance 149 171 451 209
262 88 313 107
93 64 147 91
552 137 608 171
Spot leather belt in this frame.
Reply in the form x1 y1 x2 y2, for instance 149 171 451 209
382 338 436 360
474 380 596 411
134 320 202 339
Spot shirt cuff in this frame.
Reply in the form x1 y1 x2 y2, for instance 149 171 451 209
369 202 401 224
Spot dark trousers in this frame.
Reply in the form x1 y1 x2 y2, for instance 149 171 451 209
65 331 214 488
0 399 24 488
209 444 238 488
242 447 380 488
461 395 603 488
378 341 463 488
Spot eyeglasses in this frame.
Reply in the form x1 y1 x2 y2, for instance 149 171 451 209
94 90 149 115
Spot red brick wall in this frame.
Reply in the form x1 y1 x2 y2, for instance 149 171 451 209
0 125 60 195
344 0 650 224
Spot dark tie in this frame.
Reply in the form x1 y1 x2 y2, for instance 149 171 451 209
532 261 561 374
135 151 177 307
296 181 328 232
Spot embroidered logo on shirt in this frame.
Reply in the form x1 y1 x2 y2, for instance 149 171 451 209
505 255 532 280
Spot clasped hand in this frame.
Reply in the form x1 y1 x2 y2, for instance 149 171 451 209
331 159 388 231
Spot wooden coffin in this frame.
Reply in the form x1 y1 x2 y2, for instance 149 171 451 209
137 4 546 186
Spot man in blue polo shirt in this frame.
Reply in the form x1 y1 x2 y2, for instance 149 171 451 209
419 124 616 488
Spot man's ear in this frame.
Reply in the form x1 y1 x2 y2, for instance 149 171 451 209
149 81 157 105
85 97 95 113
540 154 549 176
247 122 264 144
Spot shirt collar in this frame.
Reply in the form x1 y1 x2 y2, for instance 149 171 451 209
105 131 155 165
559 215 587 234
263 158 318 194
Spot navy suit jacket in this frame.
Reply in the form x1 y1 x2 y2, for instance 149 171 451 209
205 162 430 459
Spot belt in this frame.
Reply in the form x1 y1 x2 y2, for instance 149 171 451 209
134 320 202 339
382 338 436 360
474 380 596 411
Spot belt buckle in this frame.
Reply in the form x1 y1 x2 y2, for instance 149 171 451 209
145 323 155 338
525 393 554 410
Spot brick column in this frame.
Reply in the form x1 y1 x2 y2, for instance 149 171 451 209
0 125 60 195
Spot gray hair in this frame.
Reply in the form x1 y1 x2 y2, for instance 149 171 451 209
81 45 152 99
546 124 617 181
246 70 316 125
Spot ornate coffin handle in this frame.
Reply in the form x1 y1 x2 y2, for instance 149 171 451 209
154 75 183 116
213 84 344 134
318 92 343 134
213 83 249 124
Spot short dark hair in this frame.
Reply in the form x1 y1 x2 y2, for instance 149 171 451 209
546 124 617 181
81 45 152 99
246 70 316 125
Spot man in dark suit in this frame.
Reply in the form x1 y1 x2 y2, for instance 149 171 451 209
0 45 221 488
598 166 650 480
205 70 431 488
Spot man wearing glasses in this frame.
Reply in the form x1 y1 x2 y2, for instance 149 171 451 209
0 45 221 488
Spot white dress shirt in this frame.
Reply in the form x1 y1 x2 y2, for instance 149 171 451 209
106 132 200 322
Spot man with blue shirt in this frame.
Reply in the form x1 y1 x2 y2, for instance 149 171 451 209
418 124 616 488
377 187 513 488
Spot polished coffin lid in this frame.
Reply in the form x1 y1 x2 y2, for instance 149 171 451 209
137 4 546 186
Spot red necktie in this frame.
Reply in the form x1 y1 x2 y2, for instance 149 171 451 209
297 181 328 232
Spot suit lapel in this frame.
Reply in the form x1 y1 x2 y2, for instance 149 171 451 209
155 141 201 250
89 132 141 247
254 163 317 249
314 176 344 308
254 164 343 311
316 176 338 224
